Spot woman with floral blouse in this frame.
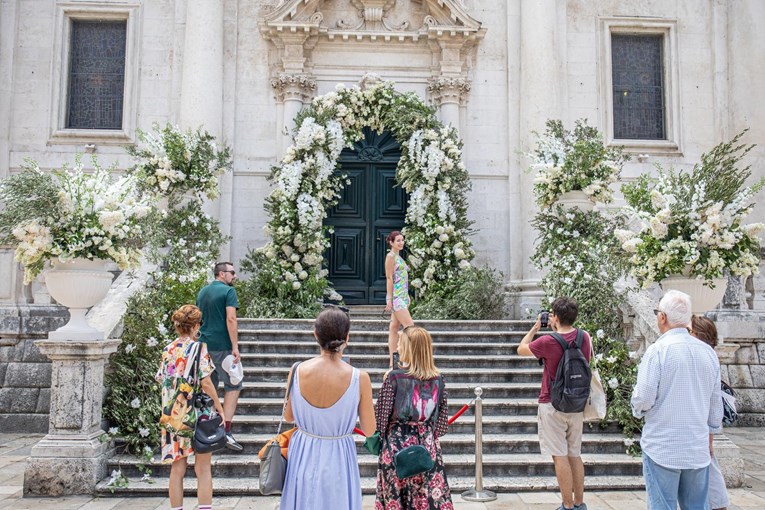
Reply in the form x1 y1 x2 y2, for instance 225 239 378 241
375 326 453 509
156 304 225 510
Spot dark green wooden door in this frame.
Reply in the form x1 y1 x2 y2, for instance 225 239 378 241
324 128 407 304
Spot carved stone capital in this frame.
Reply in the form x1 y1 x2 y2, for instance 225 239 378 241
427 76 471 106
271 73 317 103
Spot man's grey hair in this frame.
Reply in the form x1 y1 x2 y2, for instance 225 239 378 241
658 290 692 327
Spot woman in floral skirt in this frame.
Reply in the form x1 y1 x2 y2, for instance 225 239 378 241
156 304 225 510
375 326 453 509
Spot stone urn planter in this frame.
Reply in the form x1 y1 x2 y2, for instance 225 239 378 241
44 258 114 340
554 190 595 213
660 276 728 314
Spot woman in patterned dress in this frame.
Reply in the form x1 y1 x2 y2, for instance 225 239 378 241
155 305 225 510
384 230 414 367
375 326 453 510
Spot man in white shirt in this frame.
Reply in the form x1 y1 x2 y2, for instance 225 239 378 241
632 290 723 509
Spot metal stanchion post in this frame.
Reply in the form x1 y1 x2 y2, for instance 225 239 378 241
461 387 497 502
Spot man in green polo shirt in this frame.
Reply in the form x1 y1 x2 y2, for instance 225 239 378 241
197 261 243 452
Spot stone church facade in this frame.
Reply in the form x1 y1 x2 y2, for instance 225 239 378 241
2 1 765 427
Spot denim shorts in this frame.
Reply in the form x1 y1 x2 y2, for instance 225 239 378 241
642 453 710 510
208 349 244 392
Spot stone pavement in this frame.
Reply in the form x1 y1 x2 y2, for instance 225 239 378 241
2 428 764 510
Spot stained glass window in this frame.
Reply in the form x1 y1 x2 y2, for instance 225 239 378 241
611 34 665 140
66 20 126 130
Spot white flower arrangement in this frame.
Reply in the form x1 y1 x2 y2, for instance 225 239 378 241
127 123 232 201
529 119 627 208
618 131 765 288
0 156 152 284
257 77 475 296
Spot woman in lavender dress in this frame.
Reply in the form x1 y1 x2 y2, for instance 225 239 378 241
280 306 376 510
384 230 414 367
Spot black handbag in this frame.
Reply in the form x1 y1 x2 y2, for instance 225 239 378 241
188 344 226 454
193 414 227 453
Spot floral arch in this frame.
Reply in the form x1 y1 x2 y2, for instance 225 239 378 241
257 76 475 299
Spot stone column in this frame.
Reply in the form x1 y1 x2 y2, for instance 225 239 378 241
178 0 226 252
179 0 223 136
23 339 120 496
518 0 560 292
272 72 317 152
427 76 470 131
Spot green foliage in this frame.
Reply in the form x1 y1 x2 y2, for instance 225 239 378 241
530 119 639 451
618 130 765 287
0 155 152 283
410 265 506 320
529 119 629 208
237 249 330 319
102 199 228 455
126 123 232 201
0 163 61 245
247 78 480 316
532 209 628 335
591 334 643 456
103 266 211 455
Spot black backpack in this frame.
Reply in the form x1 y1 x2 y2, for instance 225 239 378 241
549 329 592 413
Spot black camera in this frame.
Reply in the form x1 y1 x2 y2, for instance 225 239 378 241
540 310 550 328
194 393 214 410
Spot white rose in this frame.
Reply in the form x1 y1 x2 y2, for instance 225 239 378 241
292 281 302 290
439 233 449 242
608 377 619 389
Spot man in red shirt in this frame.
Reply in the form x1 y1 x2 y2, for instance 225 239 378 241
518 297 591 510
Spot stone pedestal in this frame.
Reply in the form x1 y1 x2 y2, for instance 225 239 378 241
714 434 745 488
23 339 119 496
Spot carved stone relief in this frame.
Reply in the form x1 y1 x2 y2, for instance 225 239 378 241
260 0 485 113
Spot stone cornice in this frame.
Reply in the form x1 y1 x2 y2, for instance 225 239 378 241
271 72 317 103
259 0 486 44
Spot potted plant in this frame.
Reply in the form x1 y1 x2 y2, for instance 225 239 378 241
126 123 232 208
0 156 152 339
615 131 765 313
529 119 628 212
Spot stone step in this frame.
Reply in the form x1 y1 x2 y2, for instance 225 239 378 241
107 452 643 479
238 329 530 345
246 366 544 384
225 414 538 435
239 339 524 356
216 415 622 436
238 318 536 333
206 432 630 456
225 381 542 399
235 353 539 369
231 397 541 416
96 473 645 496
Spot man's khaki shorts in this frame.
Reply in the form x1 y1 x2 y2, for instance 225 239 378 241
537 402 584 457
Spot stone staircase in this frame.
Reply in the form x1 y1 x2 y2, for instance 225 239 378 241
97 311 643 495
